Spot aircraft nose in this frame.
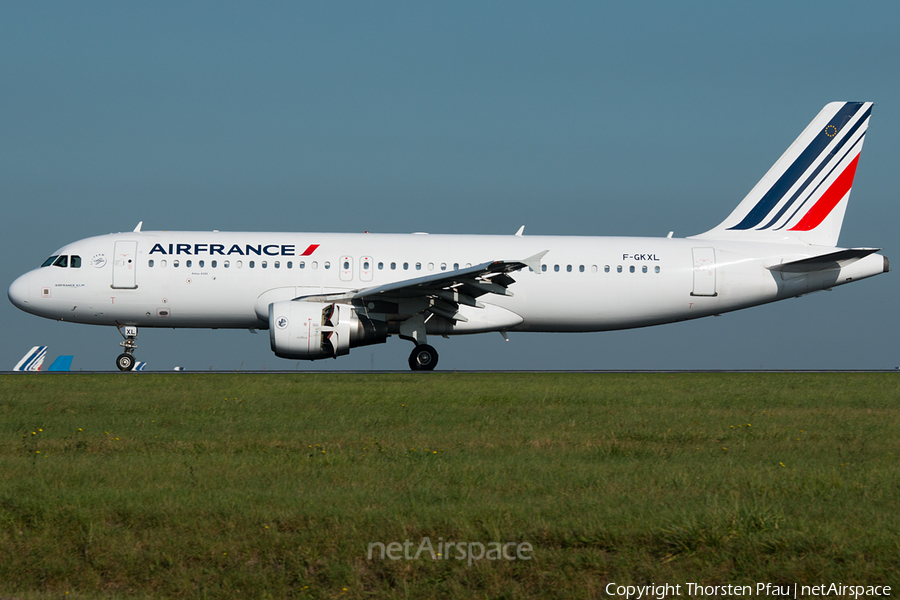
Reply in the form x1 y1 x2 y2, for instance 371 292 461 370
8 273 31 310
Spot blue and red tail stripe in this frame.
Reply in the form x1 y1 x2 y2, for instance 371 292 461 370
727 102 869 231
789 154 859 232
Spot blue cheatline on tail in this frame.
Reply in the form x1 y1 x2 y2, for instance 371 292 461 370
14 346 48 371
693 102 872 247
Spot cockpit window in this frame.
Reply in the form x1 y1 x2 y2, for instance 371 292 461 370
41 256 59 267
71 255 82 268
52 255 69 268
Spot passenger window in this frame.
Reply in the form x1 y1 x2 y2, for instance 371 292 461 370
212 260 217 268
186 260 192 268
642 265 648 273
655 266 661 274
604 265 610 273
629 265 635 273
616 265 622 273
566 265 572 272
236 260 242 268
224 260 230 268
541 265 547 272
416 262 422 271
299 261 305 269
275 261 281 269
287 261 292 269
149 259 155 268
312 261 318 269
41 256 59 268
343 260 350 270
427 262 434 271
391 262 397 270
579 265 585 273
262 261 267 269
249 261 255 268
324 261 330 269
174 260 180 268
363 260 370 270
454 263 459 270
70 255 81 268
554 265 559 272
591 265 598 273
160 259 167 268
53 255 68 268
378 262 384 270
441 263 447 271
199 260 205 268
403 262 409 270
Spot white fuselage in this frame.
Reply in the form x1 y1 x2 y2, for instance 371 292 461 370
8 230 887 336
9 104 888 371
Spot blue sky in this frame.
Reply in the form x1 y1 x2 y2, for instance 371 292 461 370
2 1 898 371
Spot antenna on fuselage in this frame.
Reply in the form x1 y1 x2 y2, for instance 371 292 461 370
133 221 143 233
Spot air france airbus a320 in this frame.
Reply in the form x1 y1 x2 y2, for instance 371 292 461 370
8 103 889 371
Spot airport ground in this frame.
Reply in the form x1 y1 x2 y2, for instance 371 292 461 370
0 372 898 599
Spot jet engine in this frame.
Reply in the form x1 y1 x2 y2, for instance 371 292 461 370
268 301 387 360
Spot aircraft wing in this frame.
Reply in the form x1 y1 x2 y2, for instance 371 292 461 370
298 251 548 322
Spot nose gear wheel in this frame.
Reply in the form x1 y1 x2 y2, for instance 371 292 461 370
115 325 138 371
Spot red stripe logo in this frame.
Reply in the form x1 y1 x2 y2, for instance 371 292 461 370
300 244 320 256
789 154 860 232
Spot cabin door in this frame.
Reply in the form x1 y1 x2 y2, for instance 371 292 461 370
691 247 717 297
112 241 138 289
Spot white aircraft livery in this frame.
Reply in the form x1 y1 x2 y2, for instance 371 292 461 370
7 103 889 371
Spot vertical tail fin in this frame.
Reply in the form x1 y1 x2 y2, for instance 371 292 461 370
693 102 873 246
14 346 48 371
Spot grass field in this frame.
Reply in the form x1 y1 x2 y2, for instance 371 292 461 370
0 373 898 599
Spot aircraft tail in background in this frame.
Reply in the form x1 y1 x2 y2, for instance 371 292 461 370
14 346 48 371
12 348 78 371
693 102 872 247
47 356 74 371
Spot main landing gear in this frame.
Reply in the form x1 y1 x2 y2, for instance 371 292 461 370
400 314 438 371
116 325 138 371
408 344 438 371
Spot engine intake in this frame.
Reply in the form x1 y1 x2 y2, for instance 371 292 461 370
269 301 387 360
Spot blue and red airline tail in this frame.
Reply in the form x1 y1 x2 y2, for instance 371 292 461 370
14 346 48 371
694 102 873 247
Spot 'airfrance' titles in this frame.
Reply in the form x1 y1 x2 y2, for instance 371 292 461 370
150 243 297 256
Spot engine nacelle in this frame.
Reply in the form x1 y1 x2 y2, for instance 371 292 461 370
269 301 387 360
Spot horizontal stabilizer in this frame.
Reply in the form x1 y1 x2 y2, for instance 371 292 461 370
767 248 880 273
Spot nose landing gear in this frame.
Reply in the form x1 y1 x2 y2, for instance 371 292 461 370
116 325 138 371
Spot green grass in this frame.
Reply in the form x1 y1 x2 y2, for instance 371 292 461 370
0 373 898 598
